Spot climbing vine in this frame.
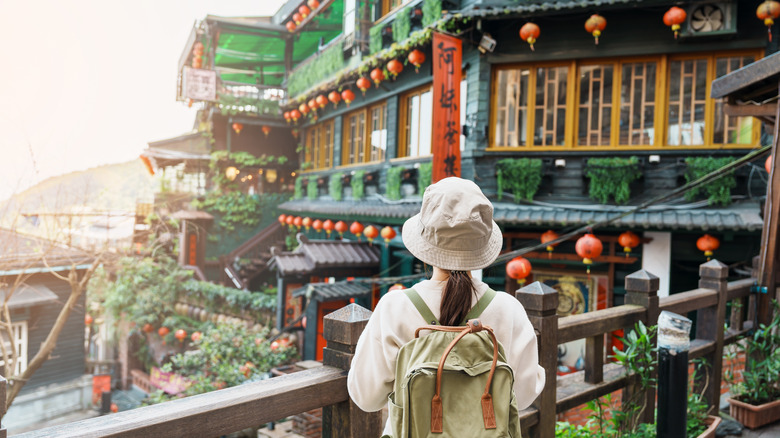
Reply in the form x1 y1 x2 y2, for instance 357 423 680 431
684 156 737 206
584 157 642 205
496 158 543 202
351 170 366 200
422 0 442 27
307 178 318 200
370 24 383 54
294 176 303 200
392 8 412 43
287 42 346 98
386 167 403 200
329 172 344 201
418 162 432 195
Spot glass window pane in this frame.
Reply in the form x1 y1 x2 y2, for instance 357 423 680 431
619 62 656 146
714 55 755 145
494 69 528 147
668 59 707 146
578 65 613 146
534 66 567 146
419 90 433 156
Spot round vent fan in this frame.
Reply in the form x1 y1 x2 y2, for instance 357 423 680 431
690 4 724 32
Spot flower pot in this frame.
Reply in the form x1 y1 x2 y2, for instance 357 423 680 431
728 397 780 429
696 415 721 438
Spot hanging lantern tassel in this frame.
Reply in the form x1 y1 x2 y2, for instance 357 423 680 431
696 234 720 261
663 6 687 39
618 231 640 259
585 14 607 45
540 230 560 260
519 22 540 51
758 1 780 42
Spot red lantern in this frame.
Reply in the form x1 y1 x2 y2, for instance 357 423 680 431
290 109 302 122
350 221 364 238
232 123 243 135
302 217 313 231
618 231 641 257
758 1 780 41
519 23 540 51
308 0 320 9
370 68 385 87
357 77 371 95
292 12 303 24
387 59 403 79
85 314 93 325
323 219 335 237
191 331 202 342
283 111 291 123
381 226 397 245
142 323 154 334
408 49 426 72
506 256 532 285
364 225 379 243
584 14 607 45
697 234 720 260
299 103 310 115
663 6 687 39
262 125 271 137
341 89 355 106
278 214 287 224
575 234 603 273
175 329 187 342
540 230 559 256
328 91 341 108
158 327 170 337
193 42 204 55
312 219 323 232
335 220 348 238
316 94 328 109
286 21 297 32
285 215 295 228
192 57 202 69
293 216 303 229
766 155 773 174
308 99 318 111
299 5 311 18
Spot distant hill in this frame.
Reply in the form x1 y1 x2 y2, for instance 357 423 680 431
1 160 156 222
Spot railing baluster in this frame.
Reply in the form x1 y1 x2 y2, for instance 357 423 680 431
516 281 559 438
321 303 382 438
696 259 729 412
584 334 604 384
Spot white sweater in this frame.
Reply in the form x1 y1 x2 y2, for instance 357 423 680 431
347 279 545 413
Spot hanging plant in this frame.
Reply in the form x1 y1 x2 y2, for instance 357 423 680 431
307 178 318 200
370 24 383 54
294 176 303 200
684 157 737 206
329 172 344 201
584 156 642 205
351 170 366 200
393 7 412 43
418 162 432 195
386 167 403 200
496 158 543 202
422 0 443 27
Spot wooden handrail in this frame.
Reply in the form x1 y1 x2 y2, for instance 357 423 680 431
727 278 754 300
558 305 645 344
18 365 347 438
659 288 718 315
228 221 284 260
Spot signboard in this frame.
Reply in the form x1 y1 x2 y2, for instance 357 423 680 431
431 32 462 183
183 67 217 102
150 366 190 395
92 374 111 405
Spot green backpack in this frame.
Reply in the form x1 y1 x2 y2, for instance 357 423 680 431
383 288 522 438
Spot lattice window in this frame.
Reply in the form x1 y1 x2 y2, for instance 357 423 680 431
343 102 386 165
495 68 529 147
713 55 755 145
369 104 387 162
668 58 708 146
620 61 657 146
399 86 433 157
578 64 614 146
534 66 568 146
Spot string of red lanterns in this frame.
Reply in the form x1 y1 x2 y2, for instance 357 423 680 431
276 214 400 248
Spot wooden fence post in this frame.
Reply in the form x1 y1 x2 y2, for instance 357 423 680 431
516 281 559 438
696 259 729 412
321 303 382 438
623 269 660 425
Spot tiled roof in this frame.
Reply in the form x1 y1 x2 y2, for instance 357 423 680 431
292 281 372 301
462 0 648 17
270 235 381 276
278 199 763 232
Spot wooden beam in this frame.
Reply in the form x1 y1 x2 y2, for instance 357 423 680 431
724 102 778 117
521 251 639 265
758 80 780 324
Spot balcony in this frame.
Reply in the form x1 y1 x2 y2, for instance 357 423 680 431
216 81 286 118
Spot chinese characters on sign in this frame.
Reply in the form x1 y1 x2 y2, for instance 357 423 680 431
183 67 217 102
431 32 462 182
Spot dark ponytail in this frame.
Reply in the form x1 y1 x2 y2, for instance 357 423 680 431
439 270 477 326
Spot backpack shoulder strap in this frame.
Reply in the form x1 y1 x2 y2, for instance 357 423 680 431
462 287 497 323
404 288 440 325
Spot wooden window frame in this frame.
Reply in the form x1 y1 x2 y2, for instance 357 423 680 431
305 120 335 171
488 50 762 152
341 101 387 167
398 84 434 159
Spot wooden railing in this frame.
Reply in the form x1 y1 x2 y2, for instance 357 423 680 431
17 259 758 438
220 221 287 289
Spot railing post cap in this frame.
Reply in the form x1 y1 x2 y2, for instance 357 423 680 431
699 259 728 279
516 281 559 312
323 303 372 346
625 269 660 293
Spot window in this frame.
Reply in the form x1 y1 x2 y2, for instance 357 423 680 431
305 120 335 170
344 0 356 36
399 86 433 157
381 0 412 17
491 51 760 149
0 321 27 376
342 102 387 165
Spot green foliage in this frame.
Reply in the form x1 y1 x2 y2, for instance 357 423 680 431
684 157 737 206
585 157 642 205
288 42 345 97
191 191 263 232
351 170 365 200
393 8 412 43
386 167 403 200
294 176 303 200
610 321 657 435
687 360 710 438
307 178 318 200
329 173 343 201
181 281 276 315
418 162 432 195
496 158 543 202
370 23 383 54
422 0 443 27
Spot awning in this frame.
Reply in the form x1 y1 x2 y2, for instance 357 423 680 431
144 133 211 169
269 235 381 277
292 281 372 300
0 284 58 309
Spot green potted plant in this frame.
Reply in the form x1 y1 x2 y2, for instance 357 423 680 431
726 300 780 429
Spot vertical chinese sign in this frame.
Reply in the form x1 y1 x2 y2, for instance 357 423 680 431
432 32 462 183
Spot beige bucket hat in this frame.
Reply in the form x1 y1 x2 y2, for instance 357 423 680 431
402 177 503 271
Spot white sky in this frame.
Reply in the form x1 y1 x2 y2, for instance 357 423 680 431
0 0 287 201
